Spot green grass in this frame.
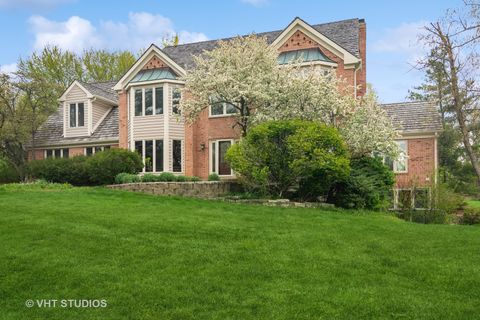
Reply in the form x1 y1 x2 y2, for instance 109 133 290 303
0 184 479 320
466 200 480 208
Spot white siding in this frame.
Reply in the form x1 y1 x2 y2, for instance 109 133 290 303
64 84 89 137
92 99 112 129
133 115 165 140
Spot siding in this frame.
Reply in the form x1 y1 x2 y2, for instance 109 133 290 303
64 84 89 137
92 99 112 129
133 115 165 140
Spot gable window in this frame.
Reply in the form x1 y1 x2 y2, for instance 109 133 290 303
172 140 182 172
172 88 181 114
210 140 233 176
134 139 164 172
85 145 110 156
45 148 69 159
69 103 85 127
209 98 237 117
134 87 164 116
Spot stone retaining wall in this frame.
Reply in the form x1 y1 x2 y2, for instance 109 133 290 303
107 181 233 198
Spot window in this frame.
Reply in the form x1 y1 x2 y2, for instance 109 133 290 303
134 140 164 172
394 140 408 173
155 87 164 114
209 97 237 117
145 88 153 116
210 140 233 176
172 88 181 114
69 102 85 127
134 87 164 116
85 146 110 156
45 148 68 159
172 140 182 172
394 188 431 210
135 89 142 116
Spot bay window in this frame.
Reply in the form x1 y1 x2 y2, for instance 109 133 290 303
134 86 164 116
210 140 233 176
172 88 181 114
134 140 164 172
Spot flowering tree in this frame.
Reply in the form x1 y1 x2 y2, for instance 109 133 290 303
181 34 398 157
180 35 282 136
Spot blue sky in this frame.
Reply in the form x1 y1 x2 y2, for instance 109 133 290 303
0 0 460 102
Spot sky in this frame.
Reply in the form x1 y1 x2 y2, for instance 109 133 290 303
0 0 462 102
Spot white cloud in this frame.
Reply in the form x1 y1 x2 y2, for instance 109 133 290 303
0 62 17 74
372 21 428 57
0 0 72 9
28 12 208 54
241 0 268 7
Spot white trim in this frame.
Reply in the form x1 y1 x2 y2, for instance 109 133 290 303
434 132 438 185
113 44 186 91
126 79 185 90
209 101 238 118
164 83 170 171
44 148 68 159
270 18 361 66
59 81 93 102
209 139 235 177
68 102 86 128
87 99 93 135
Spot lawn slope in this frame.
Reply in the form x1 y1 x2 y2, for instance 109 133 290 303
0 185 479 320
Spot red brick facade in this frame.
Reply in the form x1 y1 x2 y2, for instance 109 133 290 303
118 90 128 149
395 137 436 188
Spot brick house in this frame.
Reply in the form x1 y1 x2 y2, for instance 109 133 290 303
31 17 442 207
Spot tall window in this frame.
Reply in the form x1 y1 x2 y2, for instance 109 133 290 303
172 140 182 172
134 140 164 172
69 102 84 127
210 140 233 176
209 98 237 117
172 88 181 114
45 148 69 159
134 87 164 116
155 87 163 114
394 140 408 173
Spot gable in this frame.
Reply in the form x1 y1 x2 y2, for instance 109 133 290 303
59 81 93 102
271 18 361 66
142 55 168 70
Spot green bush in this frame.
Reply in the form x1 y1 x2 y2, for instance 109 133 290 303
328 156 395 210
0 157 19 183
226 120 349 198
28 149 142 186
208 173 220 181
189 176 201 182
462 208 480 225
115 173 141 184
175 175 188 182
141 173 159 182
157 172 176 181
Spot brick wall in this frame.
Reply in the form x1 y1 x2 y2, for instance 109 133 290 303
118 90 128 149
395 137 436 188
28 149 45 161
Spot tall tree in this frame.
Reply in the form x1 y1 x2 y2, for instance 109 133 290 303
419 1 480 185
82 49 136 82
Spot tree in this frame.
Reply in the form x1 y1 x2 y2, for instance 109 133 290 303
82 49 136 82
226 120 350 198
418 1 480 185
181 35 283 136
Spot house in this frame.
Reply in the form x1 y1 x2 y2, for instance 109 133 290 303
31 17 442 207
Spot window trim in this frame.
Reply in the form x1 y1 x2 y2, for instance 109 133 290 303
208 100 238 118
84 145 110 156
44 148 68 159
134 85 165 117
134 139 165 173
172 139 183 173
209 139 235 176
394 140 408 173
69 102 85 128
393 188 431 210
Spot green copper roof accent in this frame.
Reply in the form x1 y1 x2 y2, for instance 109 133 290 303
277 48 334 65
130 68 177 83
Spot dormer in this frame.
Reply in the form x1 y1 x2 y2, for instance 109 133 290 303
59 80 118 138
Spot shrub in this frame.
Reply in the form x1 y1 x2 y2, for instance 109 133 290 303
226 120 349 198
208 173 220 181
157 172 176 181
141 173 159 182
115 173 141 184
0 157 19 183
175 175 188 182
189 176 201 182
85 149 143 185
462 208 480 225
328 156 395 210
28 157 89 185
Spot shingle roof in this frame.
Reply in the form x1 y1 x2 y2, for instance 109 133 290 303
33 106 118 147
162 18 361 70
78 81 118 102
381 101 443 133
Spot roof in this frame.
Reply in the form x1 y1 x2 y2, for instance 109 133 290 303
130 68 177 83
381 101 443 133
33 106 118 147
162 18 361 69
78 80 118 102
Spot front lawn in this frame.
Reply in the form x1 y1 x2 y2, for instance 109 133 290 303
0 184 479 319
